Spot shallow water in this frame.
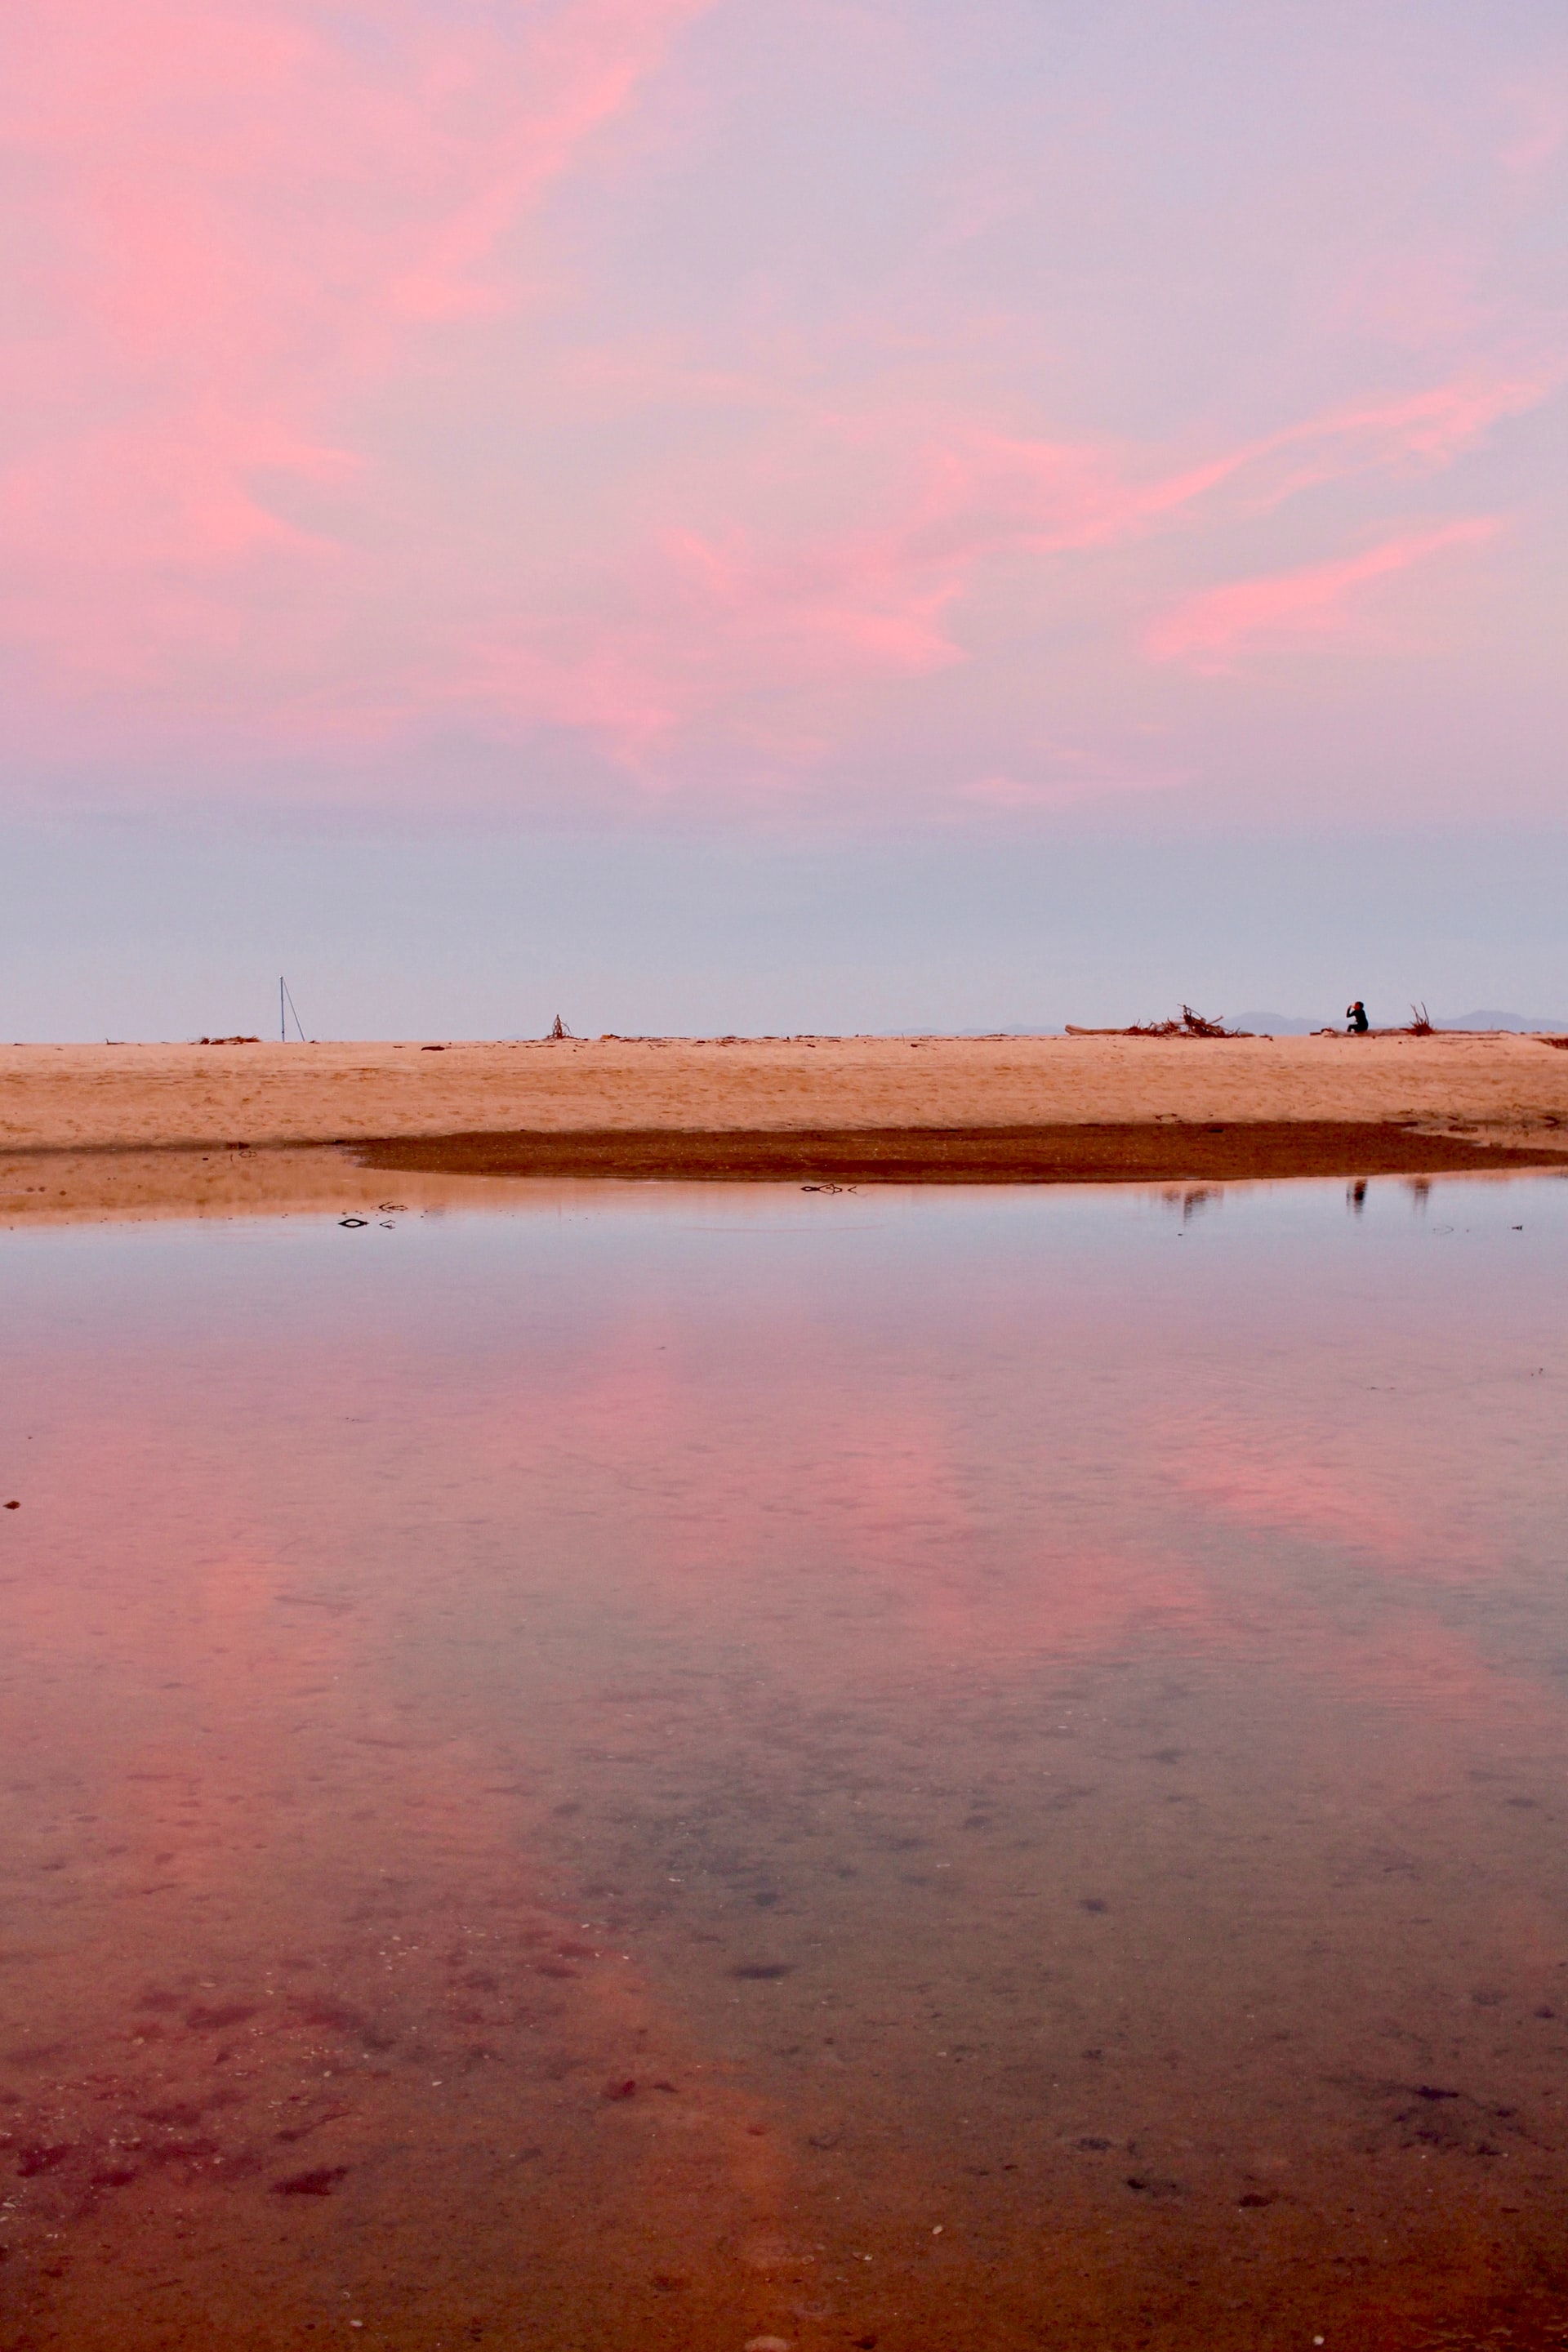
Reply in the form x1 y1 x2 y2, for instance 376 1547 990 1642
2 1176 1568 2351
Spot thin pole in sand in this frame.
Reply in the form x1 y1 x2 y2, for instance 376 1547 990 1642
279 978 309 1043
279 977 286 1042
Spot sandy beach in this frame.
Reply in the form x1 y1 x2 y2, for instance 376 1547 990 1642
3 1031 1566 1223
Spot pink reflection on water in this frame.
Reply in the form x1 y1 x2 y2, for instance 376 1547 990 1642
3 1187 1568 2347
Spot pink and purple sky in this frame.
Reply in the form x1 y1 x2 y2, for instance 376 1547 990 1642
2 1 1566 1033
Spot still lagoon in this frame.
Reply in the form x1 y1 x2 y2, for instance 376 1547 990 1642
2 1176 1567 2350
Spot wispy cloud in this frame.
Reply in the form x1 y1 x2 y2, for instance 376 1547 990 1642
1145 519 1503 674
1 2 1563 820
0 0 717 623
442 387 1537 770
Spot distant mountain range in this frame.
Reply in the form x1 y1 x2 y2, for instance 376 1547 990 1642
1232 1010 1566 1036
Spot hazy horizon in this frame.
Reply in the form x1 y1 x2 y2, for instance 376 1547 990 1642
5 813 1564 1042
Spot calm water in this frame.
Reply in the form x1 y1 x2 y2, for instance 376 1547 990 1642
2 1177 1568 2352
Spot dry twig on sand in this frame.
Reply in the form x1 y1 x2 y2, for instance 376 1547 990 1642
1405 1003 1435 1036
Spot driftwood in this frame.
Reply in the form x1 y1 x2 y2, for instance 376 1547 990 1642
1067 1006 1250 1039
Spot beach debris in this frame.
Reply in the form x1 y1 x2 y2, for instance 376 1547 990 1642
1123 1005 1249 1038
195 1035 261 1045
4 1499 18 1509
549 1014 574 1039
1405 1002 1435 1035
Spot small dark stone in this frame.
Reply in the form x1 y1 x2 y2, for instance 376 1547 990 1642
1080 1898 1109 1914
273 2166 347 2197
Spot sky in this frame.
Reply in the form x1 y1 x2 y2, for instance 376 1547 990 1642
2 0 1566 1035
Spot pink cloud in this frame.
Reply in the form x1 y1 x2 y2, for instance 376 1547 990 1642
0 0 717 678
438 399 1534 775
1143 518 1503 674
960 767 1184 812
1499 83 1568 177
1 4 1562 815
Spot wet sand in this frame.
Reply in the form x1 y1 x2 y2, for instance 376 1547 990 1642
3 1034 1567 1219
359 1120 1568 1185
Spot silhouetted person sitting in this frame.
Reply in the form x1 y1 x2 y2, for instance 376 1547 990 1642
1346 1000 1369 1033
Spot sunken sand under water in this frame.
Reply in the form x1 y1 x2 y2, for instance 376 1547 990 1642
2 1031 1568 1223
3 1170 1568 2350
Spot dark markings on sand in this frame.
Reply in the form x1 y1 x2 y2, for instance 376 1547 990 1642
353 1122 1568 1186
184 2002 256 2032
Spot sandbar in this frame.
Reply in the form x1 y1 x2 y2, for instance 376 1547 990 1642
3 1032 1566 1221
